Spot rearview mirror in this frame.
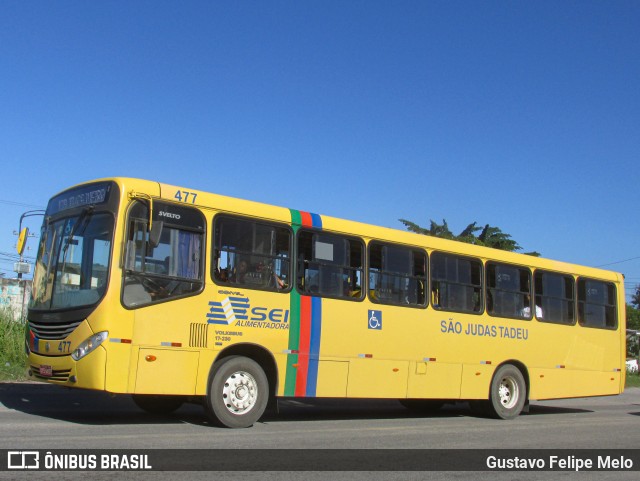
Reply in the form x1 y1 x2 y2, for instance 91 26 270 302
149 221 164 248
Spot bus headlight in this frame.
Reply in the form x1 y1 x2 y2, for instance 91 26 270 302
72 331 108 361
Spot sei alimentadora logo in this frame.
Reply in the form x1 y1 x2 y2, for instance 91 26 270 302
206 291 289 329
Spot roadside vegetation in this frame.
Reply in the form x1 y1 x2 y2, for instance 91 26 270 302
626 371 640 388
626 292 640 389
0 309 28 381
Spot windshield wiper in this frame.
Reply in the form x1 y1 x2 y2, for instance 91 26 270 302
63 207 93 253
59 207 94 279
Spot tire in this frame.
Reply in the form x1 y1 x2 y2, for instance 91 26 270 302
487 364 526 420
132 394 184 415
205 356 269 428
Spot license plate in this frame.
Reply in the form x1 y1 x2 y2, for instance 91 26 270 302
39 365 53 377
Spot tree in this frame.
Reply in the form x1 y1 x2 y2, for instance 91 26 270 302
632 285 640 309
628 304 640 359
628 304 640 331
399 218 540 256
399 219 455 239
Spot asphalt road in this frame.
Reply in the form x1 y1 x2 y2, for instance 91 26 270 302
1 382 639 480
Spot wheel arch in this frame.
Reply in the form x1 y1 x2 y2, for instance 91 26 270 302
210 343 279 401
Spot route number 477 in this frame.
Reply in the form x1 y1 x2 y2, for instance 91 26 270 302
174 190 198 204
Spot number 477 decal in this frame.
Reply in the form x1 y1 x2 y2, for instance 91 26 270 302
174 190 198 204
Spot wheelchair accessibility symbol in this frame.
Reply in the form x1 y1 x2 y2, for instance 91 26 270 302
368 310 382 330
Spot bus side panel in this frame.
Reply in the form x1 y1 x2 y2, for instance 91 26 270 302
619 283 627 393
104 341 133 393
459 364 494 400
529 368 621 400
319 300 412 399
196 349 217 395
407 361 462 399
134 349 199 395
347 358 409 398
75 346 107 390
564 329 620 372
315 360 349 397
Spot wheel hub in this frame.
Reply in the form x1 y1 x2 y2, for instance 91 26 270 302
498 377 518 409
222 371 258 415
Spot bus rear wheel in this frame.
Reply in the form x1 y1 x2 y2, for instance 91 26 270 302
205 356 269 428
487 364 526 420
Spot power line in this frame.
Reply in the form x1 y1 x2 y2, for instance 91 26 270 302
0 199 45 209
596 256 640 268
0 251 35 261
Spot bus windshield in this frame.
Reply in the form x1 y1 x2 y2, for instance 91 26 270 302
31 211 114 311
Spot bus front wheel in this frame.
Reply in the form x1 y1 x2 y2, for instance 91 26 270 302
205 355 269 428
487 364 526 420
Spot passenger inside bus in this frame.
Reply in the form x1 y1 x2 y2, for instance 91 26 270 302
230 259 249 284
521 295 543 318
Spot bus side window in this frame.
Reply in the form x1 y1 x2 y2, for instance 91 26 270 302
368 242 427 308
431 252 482 314
486 262 532 320
297 231 363 300
534 270 574 324
213 216 291 292
123 201 204 308
577 278 617 329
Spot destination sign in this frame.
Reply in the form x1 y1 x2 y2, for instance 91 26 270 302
47 182 115 216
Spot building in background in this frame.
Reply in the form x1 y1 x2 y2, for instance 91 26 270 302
0 277 32 320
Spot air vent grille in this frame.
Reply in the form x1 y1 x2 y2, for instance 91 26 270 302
189 323 208 348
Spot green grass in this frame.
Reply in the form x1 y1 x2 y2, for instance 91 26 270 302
0 309 28 381
626 372 640 389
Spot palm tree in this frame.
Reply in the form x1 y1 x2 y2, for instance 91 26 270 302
399 218 539 256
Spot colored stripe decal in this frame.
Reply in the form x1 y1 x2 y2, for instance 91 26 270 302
285 209 323 397
310 213 323 229
295 296 312 396
300 211 313 227
290 209 302 226
307 296 322 396
29 330 38 352
284 289 300 395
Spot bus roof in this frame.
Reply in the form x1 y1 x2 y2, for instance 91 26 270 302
80 177 623 283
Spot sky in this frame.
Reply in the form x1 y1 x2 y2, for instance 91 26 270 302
0 1 638 302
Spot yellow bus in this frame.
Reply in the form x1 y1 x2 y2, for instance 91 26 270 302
26 178 626 427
